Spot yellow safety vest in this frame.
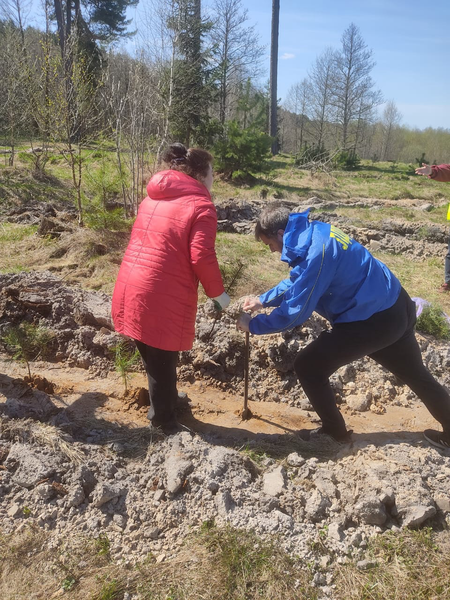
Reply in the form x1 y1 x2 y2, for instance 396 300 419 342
447 203 450 221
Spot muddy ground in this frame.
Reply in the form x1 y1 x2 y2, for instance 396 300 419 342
1 196 450 599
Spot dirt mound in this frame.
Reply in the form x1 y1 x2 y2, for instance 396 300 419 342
0 272 448 422
214 196 449 260
0 271 120 375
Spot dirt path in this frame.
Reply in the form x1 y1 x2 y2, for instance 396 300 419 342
0 357 439 447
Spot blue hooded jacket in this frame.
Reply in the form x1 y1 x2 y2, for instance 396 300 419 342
249 210 401 335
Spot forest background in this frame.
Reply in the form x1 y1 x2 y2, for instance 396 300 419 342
1 0 450 225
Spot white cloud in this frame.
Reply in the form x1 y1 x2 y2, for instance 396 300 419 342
280 53 295 60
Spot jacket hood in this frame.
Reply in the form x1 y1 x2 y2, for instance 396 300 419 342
281 209 312 265
146 169 210 201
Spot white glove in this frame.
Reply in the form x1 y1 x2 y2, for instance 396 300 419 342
212 291 231 311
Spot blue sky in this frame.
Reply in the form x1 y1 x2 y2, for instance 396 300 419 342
26 0 450 130
205 0 450 130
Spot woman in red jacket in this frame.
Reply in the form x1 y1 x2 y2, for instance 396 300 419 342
415 162 450 292
112 143 229 433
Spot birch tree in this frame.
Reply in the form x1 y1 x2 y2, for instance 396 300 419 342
380 100 402 160
308 48 336 150
283 79 310 153
332 23 382 149
210 0 263 125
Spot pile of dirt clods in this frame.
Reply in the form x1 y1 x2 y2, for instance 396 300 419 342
0 271 449 419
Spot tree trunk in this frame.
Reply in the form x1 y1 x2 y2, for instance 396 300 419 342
54 0 65 57
269 0 280 155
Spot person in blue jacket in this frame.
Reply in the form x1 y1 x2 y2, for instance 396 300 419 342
237 204 450 449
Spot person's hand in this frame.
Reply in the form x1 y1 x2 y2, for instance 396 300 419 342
242 295 263 313
212 291 231 311
237 312 251 332
415 163 432 177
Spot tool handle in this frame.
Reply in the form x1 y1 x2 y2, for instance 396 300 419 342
243 330 250 412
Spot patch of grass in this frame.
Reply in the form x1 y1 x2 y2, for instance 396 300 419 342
214 232 288 298
334 528 450 600
95 534 111 558
92 577 123 600
240 444 270 466
238 433 341 462
0 523 317 600
376 252 450 316
195 522 318 599
0 223 38 242
416 304 450 340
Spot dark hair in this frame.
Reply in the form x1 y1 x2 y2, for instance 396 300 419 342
162 143 213 181
255 203 291 240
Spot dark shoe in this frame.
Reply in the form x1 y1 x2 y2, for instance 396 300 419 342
439 283 450 293
150 415 181 435
298 427 353 443
424 429 450 450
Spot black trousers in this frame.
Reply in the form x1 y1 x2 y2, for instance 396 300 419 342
134 340 179 425
294 287 450 436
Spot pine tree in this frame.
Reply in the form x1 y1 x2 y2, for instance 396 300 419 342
167 0 214 146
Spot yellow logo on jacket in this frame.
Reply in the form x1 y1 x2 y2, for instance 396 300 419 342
330 226 352 250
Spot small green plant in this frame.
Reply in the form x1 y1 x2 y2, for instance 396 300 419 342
93 577 121 600
61 576 76 591
22 506 31 517
1 323 54 378
114 340 141 393
84 201 133 231
240 444 269 466
95 533 111 557
415 152 428 166
416 305 450 340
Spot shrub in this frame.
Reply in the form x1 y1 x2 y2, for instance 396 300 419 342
333 149 360 170
415 152 428 166
416 305 450 340
214 120 272 180
84 201 133 231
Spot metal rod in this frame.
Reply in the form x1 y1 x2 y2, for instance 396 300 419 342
243 330 250 416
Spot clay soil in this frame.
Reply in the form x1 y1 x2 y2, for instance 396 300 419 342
0 355 438 449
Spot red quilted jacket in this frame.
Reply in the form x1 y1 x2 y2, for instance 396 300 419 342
111 170 224 351
430 164 450 220
430 164 450 182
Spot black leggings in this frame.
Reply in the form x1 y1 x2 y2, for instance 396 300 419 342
134 340 178 424
294 287 450 436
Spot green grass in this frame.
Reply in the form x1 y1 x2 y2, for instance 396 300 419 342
0 523 317 600
376 252 450 316
215 232 289 298
0 223 38 242
334 528 450 600
260 156 450 203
